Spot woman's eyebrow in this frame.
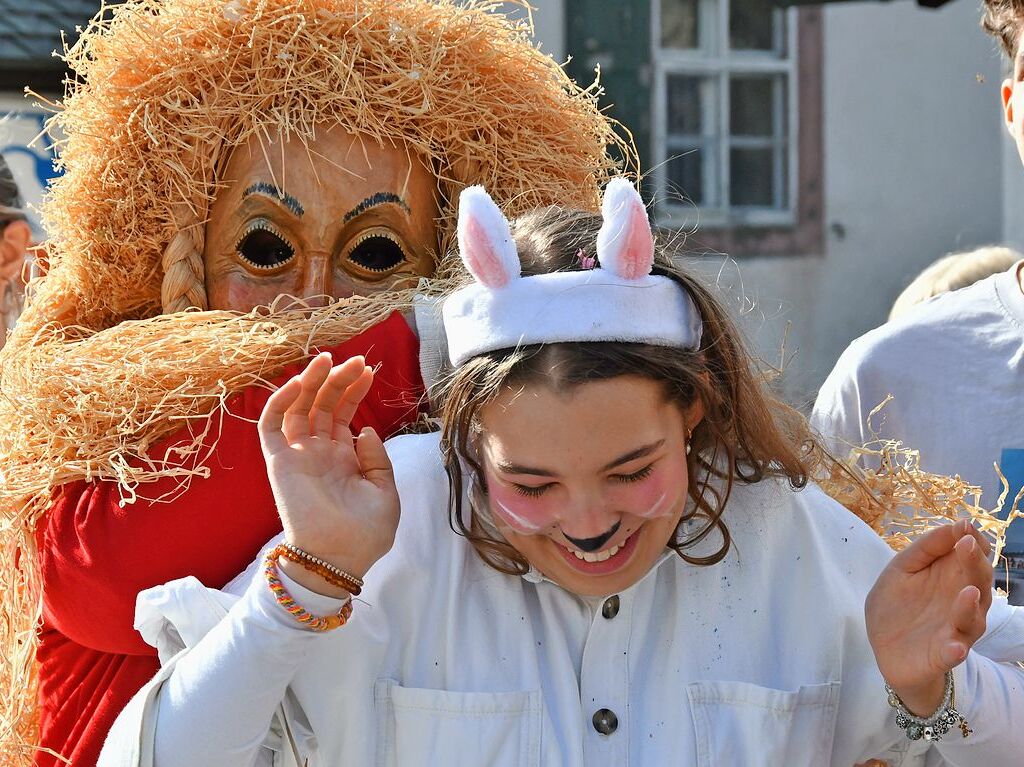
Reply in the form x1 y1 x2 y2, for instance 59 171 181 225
600 440 665 471
495 460 556 478
496 440 666 478
242 182 304 217
343 191 412 223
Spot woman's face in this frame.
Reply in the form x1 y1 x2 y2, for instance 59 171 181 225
203 126 439 311
478 376 702 597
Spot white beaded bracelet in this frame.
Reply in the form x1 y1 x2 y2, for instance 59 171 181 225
885 671 971 742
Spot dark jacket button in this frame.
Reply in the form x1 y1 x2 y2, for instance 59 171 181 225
592 708 618 735
601 595 620 619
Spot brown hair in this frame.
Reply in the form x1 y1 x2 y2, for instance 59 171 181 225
982 0 1024 58
434 206 828 575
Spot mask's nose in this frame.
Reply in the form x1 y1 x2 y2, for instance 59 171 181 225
562 520 621 552
299 251 331 304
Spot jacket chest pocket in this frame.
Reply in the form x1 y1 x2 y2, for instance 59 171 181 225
687 680 841 767
375 679 542 767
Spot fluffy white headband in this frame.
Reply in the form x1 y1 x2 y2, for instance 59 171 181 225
442 178 704 367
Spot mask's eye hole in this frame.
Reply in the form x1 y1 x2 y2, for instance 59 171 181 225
235 223 295 270
343 228 410 280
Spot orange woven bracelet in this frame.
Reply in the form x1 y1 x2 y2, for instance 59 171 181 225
275 543 364 596
264 550 352 632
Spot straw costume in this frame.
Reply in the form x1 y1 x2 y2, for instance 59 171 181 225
0 1 626 764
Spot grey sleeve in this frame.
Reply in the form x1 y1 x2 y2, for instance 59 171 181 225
810 347 873 460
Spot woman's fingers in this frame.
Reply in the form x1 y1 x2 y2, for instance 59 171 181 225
259 352 377 453
954 533 994 609
938 639 969 670
962 519 993 557
892 522 964 574
354 427 395 490
309 356 367 438
258 377 303 455
282 353 333 443
332 366 375 443
894 520 991 576
950 582 986 631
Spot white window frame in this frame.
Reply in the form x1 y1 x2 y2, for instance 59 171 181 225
651 0 799 229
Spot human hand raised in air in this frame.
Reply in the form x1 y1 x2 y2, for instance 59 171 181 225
258 353 400 585
866 519 993 716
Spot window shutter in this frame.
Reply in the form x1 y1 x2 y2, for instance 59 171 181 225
565 0 652 184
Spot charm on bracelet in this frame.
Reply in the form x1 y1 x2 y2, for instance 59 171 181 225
885 671 971 742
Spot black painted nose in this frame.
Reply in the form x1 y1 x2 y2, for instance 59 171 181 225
563 521 621 552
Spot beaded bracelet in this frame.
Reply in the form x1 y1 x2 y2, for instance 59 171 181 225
277 542 364 597
885 671 971 742
264 550 353 632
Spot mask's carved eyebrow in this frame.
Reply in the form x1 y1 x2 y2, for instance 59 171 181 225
343 191 411 223
496 440 666 477
243 182 304 217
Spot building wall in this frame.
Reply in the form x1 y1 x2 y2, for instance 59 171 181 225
535 0 1006 404
1003 114 1024 249
742 0 1004 403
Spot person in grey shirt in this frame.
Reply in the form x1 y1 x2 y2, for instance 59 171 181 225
812 0 1024 603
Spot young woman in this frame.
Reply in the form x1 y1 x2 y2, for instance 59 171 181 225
101 181 1024 767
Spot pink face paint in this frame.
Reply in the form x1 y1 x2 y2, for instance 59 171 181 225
487 482 558 535
633 491 673 519
605 460 686 520
486 457 688 536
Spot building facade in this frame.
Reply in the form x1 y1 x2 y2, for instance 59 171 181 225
528 0 1009 401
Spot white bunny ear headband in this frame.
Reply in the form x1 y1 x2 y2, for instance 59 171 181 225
441 177 704 367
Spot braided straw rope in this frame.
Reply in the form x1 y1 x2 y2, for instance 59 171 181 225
160 213 208 313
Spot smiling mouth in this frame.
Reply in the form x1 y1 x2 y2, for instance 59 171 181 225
555 529 640 572
568 541 624 563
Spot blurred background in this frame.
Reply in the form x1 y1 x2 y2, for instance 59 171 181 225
2 0 1021 587
2 0 1010 399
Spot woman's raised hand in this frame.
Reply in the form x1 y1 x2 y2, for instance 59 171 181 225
865 520 993 715
258 353 400 580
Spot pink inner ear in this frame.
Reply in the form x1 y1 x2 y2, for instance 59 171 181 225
618 202 654 280
463 216 511 288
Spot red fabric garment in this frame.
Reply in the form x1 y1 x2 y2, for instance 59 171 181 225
33 312 424 767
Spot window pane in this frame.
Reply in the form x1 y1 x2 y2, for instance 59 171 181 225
730 147 778 207
667 75 705 136
729 0 782 52
660 0 699 49
666 147 704 205
730 76 778 137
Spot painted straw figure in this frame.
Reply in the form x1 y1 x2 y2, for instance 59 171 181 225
101 180 1024 765
0 1 626 764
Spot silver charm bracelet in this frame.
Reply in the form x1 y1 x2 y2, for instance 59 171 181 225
885 671 972 742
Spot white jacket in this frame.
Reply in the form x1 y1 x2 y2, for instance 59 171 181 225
100 433 1024 767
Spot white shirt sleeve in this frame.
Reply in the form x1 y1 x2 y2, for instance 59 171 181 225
152 567 348 767
928 652 1024 765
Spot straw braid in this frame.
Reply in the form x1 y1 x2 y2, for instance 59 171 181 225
160 220 207 313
